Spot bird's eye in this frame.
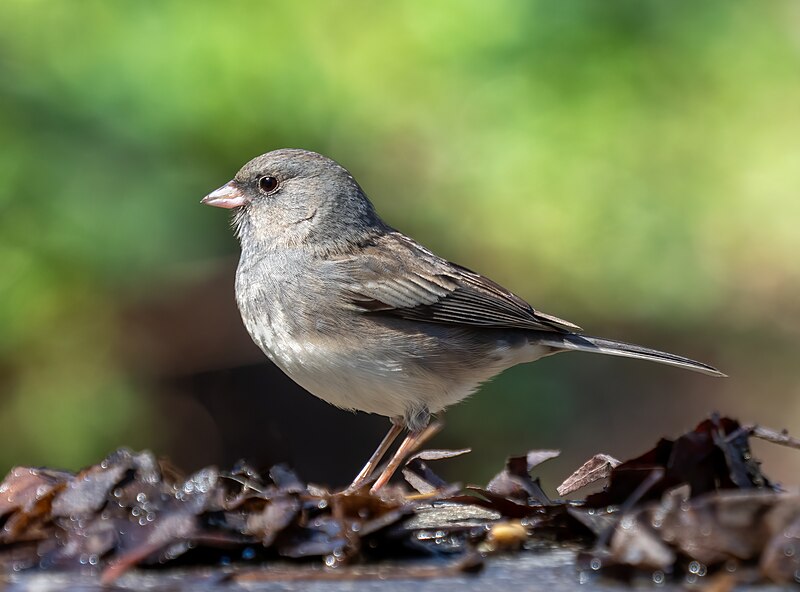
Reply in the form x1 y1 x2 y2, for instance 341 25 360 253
257 176 279 194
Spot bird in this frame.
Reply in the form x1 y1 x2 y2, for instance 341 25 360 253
201 148 724 493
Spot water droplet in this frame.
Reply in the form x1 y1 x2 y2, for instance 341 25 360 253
146 512 156 522
136 492 147 504
590 558 602 571
113 488 122 498
317 499 328 510
688 561 707 576
697 564 707 576
652 570 665 584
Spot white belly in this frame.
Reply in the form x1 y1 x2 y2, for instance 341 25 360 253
240 307 548 419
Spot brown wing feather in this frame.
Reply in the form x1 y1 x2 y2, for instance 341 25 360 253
335 232 581 333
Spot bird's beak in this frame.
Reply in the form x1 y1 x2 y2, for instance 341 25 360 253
201 181 250 209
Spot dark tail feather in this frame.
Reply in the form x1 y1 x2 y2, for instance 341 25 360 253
536 333 726 377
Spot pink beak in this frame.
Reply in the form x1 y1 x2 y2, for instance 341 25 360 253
201 181 250 209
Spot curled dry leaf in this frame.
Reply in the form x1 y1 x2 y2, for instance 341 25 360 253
402 448 470 494
557 453 620 497
486 450 559 505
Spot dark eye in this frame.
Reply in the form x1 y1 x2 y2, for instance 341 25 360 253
257 176 279 194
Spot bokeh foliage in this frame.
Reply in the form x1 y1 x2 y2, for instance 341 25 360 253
1 1 798 476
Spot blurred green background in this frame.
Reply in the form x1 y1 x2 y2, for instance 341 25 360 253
1 0 799 490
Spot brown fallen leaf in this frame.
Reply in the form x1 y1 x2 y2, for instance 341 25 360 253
402 448 470 494
486 450 559 505
557 453 620 497
586 416 773 508
761 511 800 583
595 489 800 580
51 449 134 519
0 467 71 543
244 495 301 546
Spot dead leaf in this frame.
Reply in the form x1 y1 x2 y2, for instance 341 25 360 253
557 453 620 497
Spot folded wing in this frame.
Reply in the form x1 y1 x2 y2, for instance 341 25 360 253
333 232 581 333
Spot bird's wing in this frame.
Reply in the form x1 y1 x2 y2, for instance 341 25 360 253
332 232 581 333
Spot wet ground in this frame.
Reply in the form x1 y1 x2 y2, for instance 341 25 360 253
4 551 796 592
2 416 799 589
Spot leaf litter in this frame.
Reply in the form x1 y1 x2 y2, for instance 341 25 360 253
0 414 797 586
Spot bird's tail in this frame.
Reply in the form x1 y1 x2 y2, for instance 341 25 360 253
534 332 726 377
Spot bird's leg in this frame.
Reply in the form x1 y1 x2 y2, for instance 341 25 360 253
369 420 442 493
346 419 404 492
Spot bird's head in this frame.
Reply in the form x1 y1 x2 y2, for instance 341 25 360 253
202 149 385 252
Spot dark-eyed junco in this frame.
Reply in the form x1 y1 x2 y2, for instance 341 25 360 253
202 149 724 492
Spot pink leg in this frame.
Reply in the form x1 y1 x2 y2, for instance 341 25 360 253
370 421 442 493
346 421 404 492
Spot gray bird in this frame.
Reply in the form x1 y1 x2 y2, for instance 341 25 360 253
202 149 724 492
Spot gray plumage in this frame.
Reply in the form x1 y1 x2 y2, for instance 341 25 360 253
203 149 724 435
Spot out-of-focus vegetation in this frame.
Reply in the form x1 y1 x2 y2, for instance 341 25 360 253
1 1 798 482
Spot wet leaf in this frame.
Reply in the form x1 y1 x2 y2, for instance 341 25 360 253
51 450 134 518
244 496 300 546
